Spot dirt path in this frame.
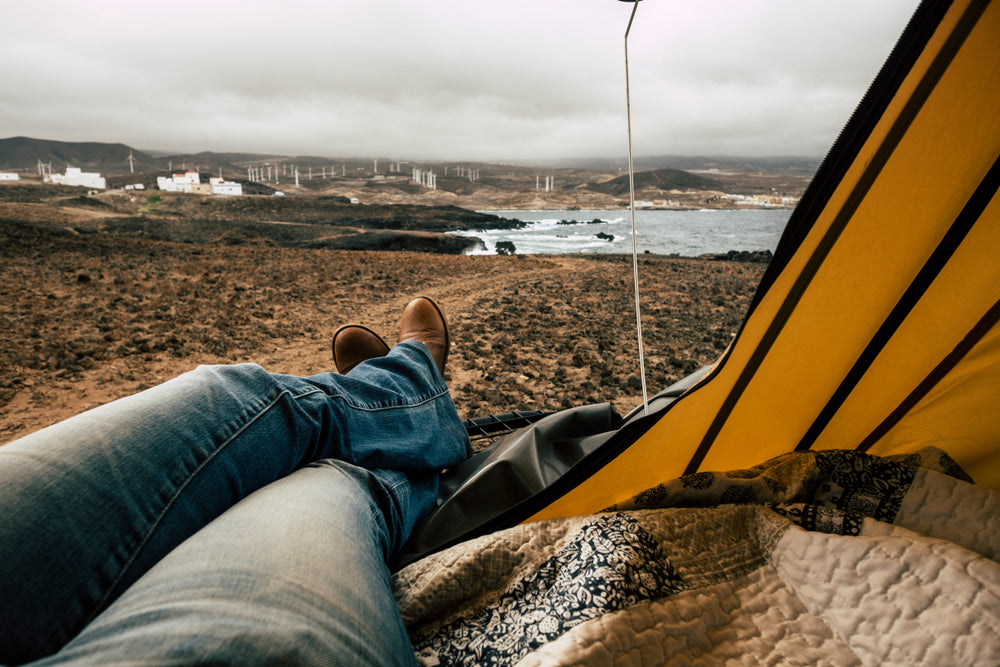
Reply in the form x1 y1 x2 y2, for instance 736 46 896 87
0 223 765 444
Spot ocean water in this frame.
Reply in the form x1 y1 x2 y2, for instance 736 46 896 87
452 208 792 256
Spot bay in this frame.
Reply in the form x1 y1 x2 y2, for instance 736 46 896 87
452 208 792 256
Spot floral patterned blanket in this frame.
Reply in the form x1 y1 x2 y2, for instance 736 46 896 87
393 448 1000 665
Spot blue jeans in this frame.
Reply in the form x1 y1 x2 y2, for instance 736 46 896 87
0 341 469 665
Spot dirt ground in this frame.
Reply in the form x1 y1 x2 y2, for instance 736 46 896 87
0 217 765 446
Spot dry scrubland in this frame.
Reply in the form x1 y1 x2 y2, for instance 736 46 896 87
0 217 764 446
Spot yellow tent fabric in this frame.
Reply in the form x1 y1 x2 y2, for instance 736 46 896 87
530 0 1000 522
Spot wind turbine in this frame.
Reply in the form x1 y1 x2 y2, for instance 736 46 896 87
126 151 136 173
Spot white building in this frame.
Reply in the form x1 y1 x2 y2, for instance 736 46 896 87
0 172 19 181
46 166 106 189
210 177 242 196
157 170 203 193
158 171 241 196
156 176 178 191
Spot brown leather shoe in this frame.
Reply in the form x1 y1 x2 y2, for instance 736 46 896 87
397 297 449 374
332 325 390 374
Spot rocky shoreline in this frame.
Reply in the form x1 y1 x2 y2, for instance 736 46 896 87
0 186 788 258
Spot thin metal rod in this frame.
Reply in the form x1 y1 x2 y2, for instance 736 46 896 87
624 0 649 415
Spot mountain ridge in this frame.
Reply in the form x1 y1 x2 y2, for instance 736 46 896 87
0 136 817 178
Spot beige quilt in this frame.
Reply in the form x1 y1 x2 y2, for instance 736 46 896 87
393 448 1000 665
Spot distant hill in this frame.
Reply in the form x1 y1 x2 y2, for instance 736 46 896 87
0 137 291 176
0 137 162 173
586 168 730 196
0 137 363 178
162 151 292 174
553 155 822 176
635 155 821 176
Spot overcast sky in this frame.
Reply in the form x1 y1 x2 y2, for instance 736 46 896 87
1 0 918 162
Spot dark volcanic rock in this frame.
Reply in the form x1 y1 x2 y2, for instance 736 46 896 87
304 231 482 254
699 249 773 264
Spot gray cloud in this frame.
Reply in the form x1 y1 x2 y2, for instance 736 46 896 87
0 0 918 161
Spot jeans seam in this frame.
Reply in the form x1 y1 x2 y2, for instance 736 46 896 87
90 385 299 625
377 477 411 561
328 385 451 412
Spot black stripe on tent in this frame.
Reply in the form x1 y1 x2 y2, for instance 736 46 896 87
747 0 954 316
857 296 1000 453
683 0 989 476
796 155 1000 451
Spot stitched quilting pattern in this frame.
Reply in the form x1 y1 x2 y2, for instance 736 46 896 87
396 448 1000 665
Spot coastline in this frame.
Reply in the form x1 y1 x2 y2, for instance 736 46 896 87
0 218 766 449
458 207 790 257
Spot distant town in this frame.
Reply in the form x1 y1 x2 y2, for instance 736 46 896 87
0 164 246 197
0 137 817 211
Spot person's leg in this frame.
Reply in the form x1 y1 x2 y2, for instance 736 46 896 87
29 461 430 666
0 341 467 664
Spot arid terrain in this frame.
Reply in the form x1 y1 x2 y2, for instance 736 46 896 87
0 185 767 448
4 137 815 212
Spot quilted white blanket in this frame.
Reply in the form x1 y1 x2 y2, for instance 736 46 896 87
393 448 1000 665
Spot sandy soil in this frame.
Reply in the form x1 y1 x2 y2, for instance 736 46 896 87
0 218 765 448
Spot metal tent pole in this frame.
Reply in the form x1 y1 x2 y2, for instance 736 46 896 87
622 0 649 415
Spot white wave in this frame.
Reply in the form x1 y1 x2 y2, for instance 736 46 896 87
453 209 790 256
